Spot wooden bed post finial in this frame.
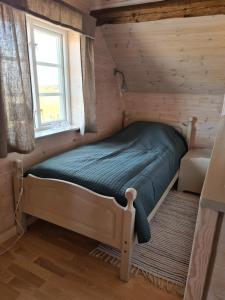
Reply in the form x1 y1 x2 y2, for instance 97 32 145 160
125 188 137 211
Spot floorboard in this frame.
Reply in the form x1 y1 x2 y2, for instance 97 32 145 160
0 220 182 300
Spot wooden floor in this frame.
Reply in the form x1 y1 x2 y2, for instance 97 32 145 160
0 221 182 300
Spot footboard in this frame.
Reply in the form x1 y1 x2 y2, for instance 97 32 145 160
21 175 135 250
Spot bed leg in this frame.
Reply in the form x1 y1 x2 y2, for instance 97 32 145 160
13 160 27 235
120 188 137 282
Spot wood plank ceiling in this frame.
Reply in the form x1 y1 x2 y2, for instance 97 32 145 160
91 0 225 25
91 0 163 10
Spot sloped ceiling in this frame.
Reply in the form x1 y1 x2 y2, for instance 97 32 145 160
102 15 225 94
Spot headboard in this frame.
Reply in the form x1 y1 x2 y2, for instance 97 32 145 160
122 112 196 149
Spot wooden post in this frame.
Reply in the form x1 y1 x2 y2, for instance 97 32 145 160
13 159 27 235
184 206 219 300
186 116 196 149
120 188 137 282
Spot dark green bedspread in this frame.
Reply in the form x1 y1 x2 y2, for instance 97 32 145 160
27 122 187 243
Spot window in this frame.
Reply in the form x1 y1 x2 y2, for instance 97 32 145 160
27 16 72 136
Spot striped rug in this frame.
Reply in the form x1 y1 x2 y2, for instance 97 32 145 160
90 191 199 295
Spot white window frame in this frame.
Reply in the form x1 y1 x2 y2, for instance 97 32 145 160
26 15 72 136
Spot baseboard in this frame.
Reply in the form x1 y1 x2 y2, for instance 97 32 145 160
0 226 17 245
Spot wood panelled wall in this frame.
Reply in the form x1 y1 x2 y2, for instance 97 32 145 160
101 15 225 148
124 93 223 148
0 28 123 236
102 15 225 94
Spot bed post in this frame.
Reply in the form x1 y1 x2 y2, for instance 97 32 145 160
13 159 27 234
122 111 129 129
120 188 137 282
187 117 196 149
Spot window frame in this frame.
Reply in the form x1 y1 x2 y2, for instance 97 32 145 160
26 15 72 134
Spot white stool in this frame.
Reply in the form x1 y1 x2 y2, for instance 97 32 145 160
178 149 212 194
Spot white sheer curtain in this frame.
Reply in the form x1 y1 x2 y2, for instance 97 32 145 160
0 3 35 157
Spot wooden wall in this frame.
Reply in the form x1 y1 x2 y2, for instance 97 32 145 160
100 15 225 148
102 16 225 94
0 27 123 236
124 92 224 148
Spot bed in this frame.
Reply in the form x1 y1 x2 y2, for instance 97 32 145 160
13 116 195 281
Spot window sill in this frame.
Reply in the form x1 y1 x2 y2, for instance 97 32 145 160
35 125 80 139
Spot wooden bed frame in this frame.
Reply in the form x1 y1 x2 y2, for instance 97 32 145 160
13 116 195 282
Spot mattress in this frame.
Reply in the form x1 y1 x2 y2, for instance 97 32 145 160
27 122 188 243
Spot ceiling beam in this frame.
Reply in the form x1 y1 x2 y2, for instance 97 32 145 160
91 0 225 26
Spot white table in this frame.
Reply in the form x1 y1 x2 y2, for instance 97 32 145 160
178 148 212 194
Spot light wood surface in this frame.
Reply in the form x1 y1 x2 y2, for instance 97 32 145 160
205 213 225 300
147 172 178 222
102 15 225 95
184 113 225 299
21 174 127 249
124 93 223 148
20 173 139 281
201 116 225 212
0 220 181 300
18 171 179 282
184 207 219 300
120 188 136 281
124 113 195 149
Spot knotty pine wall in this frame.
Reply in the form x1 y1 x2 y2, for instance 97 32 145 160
124 93 223 148
0 27 123 236
102 16 225 94
102 15 225 148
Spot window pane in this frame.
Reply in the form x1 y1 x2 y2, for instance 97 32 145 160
37 65 61 94
40 95 63 123
34 28 61 64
